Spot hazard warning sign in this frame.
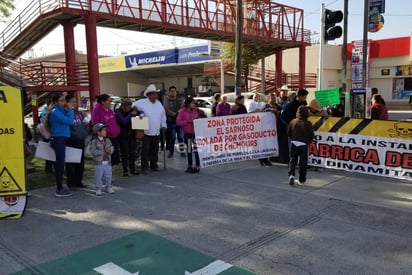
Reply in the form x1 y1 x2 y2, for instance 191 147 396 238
0 166 23 194
0 86 27 219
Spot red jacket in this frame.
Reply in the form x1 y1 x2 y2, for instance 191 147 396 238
371 102 388 120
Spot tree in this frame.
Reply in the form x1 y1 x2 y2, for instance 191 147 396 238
0 0 15 18
222 42 267 93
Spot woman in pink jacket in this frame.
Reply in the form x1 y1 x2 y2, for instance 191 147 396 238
176 97 203 173
91 94 121 165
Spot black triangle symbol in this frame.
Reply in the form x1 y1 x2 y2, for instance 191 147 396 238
0 167 22 193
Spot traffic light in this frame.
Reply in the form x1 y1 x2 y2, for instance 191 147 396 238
324 9 343 41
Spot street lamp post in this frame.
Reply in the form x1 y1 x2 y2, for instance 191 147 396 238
235 0 243 95
219 59 225 95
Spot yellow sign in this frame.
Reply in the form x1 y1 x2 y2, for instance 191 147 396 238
99 56 126 73
0 86 26 196
309 116 412 139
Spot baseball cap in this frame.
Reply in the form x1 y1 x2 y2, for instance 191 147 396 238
93 123 107 134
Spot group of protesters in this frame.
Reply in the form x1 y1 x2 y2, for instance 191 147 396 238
38 84 209 197
38 83 389 197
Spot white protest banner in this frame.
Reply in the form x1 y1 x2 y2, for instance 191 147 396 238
194 112 278 168
308 116 412 181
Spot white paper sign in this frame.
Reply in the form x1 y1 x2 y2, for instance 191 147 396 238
35 141 82 163
194 112 278 168
131 117 149 130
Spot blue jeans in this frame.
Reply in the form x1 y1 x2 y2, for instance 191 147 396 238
94 162 112 191
50 137 67 191
167 122 184 155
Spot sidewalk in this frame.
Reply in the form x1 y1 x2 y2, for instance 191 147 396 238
2 155 412 274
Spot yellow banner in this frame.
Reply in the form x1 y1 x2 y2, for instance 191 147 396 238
308 116 412 140
99 56 126 73
0 86 26 196
308 116 412 181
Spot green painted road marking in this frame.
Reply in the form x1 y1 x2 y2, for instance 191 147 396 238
14 231 254 275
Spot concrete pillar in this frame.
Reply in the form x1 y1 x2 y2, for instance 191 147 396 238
275 47 283 91
63 21 77 101
85 14 100 111
299 45 306 89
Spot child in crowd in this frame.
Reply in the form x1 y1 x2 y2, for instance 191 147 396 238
90 123 115 196
287 105 314 186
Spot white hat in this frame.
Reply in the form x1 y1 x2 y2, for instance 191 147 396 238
280 85 289 91
143 84 160 97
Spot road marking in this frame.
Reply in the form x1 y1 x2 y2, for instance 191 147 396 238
94 262 139 275
184 260 233 275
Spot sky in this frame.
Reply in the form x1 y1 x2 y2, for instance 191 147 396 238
2 0 411 58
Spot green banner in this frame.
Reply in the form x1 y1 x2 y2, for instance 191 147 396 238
314 88 340 106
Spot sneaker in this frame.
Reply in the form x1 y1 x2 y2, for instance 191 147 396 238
106 187 115 194
297 180 305 186
96 189 103 196
55 188 73 197
289 176 295 186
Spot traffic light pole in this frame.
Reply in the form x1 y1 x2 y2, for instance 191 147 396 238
317 3 325 90
362 0 369 88
235 0 243 95
343 0 351 117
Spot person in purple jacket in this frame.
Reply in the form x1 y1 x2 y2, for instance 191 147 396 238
48 92 74 197
115 98 139 177
91 94 121 166
216 95 231 116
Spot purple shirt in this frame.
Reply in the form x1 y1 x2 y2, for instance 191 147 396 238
216 102 231 116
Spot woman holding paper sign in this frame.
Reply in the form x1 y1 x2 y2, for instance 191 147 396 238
48 92 74 197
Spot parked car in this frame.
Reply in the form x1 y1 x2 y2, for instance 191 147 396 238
194 96 214 117
110 96 122 111
198 82 220 96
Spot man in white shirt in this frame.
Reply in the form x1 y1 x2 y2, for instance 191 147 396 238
247 93 263 113
132 84 167 173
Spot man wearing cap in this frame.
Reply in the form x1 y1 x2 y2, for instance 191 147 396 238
132 84 167 173
277 85 290 106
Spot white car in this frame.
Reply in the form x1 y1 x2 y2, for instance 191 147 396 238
198 82 220 96
194 97 214 117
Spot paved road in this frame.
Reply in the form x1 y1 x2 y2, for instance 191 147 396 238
2 155 412 274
